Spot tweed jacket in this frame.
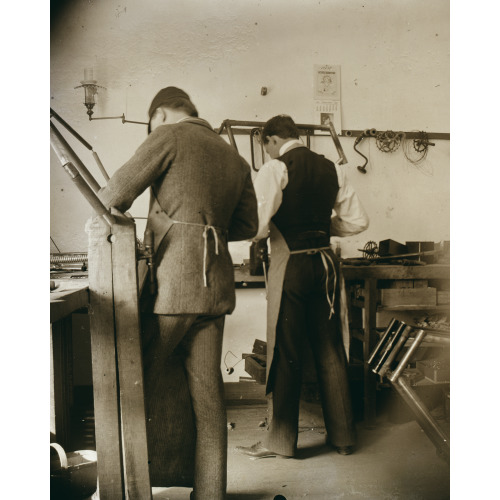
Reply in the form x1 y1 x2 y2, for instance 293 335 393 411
99 118 258 315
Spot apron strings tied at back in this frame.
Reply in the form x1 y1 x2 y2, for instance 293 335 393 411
289 246 337 319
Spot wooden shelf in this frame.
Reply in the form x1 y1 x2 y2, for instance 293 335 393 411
350 298 449 312
378 304 449 312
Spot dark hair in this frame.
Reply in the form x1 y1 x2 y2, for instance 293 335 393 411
262 115 300 144
158 97 198 118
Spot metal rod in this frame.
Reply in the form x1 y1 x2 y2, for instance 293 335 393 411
371 322 408 374
368 318 399 366
50 123 101 194
327 119 348 165
50 108 93 150
216 120 450 140
89 114 148 125
90 115 125 121
388 329 426 382
61 161 115 226
50 236 61 253
393 375 450 462
122 119 148 125
225 121 238 151
378 325 413 378
92 151 110 182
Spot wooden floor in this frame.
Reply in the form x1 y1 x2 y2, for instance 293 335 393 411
150 401 450 500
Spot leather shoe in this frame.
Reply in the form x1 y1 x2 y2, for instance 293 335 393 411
334 445 354 455
235 442 291 459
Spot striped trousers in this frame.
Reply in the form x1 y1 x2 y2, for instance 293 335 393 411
143 314 227 500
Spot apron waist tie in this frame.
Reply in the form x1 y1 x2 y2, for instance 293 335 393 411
289 246 337 319
171 220 221 287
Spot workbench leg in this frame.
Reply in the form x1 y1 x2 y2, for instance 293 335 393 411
363 278 378 428
50 317 73 449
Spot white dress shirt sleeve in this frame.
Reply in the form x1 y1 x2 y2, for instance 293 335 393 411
331 163 370 236
252 159 288 240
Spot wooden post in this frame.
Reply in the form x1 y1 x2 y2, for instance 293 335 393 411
88 217 125 499
87 213 152 499
110 215 151 499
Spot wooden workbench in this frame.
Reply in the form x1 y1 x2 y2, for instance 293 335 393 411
341 263 450 427
50 277 89 449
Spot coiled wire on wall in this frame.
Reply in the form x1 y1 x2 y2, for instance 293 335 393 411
402 131 434 166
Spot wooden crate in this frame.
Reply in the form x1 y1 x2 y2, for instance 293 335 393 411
437 290 450 305
380 287 437 307
244 354 266 385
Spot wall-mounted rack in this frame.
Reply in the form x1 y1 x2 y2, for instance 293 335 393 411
217 119 450 173
217 119 349 170
216 119 450 142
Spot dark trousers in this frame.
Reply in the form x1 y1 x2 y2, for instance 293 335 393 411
266 252 356 456
144 314 227 500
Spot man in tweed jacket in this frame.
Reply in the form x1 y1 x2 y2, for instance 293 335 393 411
99 87 258 500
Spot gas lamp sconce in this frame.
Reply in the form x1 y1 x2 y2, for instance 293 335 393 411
74 68 147 125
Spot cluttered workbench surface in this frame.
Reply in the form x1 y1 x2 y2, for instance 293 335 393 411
339 239 450 427
50 271 89 323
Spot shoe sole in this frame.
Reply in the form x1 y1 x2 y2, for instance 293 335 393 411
249 454 291 460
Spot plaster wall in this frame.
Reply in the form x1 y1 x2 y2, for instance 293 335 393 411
51 0 450 381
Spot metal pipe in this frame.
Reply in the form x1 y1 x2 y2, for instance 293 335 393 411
368 318 399 366
51 108 111 183
327 119 347 165
225 121 238 151
216 120 450 140
92 151 110 182
378 325 413 378
89 114 148 125
393 375 450 462
421 334 450 345
90 115 125 121
388 329 426 382
371 322 408 374
50 123 101 194
50 108 93 150
61 160 114 226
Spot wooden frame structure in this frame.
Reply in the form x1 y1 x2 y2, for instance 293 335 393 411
51 112 152 499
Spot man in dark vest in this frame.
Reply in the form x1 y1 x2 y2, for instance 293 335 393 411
236 114 369 459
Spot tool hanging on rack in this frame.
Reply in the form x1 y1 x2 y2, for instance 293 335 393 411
375 130 405 153
403 131 435 167
353 129 377 174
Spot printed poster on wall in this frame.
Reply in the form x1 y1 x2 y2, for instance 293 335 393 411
314 64 341 101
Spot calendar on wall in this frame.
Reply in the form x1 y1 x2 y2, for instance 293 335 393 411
314 100 342 133
313 65 341 130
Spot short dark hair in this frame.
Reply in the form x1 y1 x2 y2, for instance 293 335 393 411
262 115 300 144
157 97 199 118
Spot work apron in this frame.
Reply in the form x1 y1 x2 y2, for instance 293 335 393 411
265 221 350 391
146 192 222 288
